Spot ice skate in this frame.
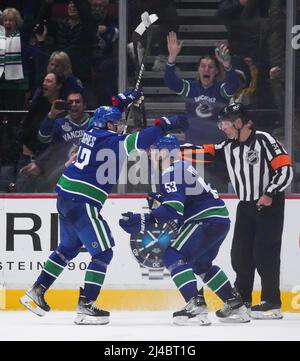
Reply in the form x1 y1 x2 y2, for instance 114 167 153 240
244 301 252 317
216 293 250 323
19 282 50 317
173 294 211 326
74 288 110 325
251 301 283 320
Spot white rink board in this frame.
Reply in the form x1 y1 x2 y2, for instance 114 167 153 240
0 196 299 291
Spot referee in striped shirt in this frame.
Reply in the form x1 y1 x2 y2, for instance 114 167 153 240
181 103 293 319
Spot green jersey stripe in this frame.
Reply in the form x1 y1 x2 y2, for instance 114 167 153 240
176 80 190 97
88 205 110 250
185 206 229 224
177 223 199 251
38 132 52 143
57 175 107 205
86 205 106 250
163 201 184 215
173 223 194 249
98 216 113 249
173 223 198 251
124 132 139 156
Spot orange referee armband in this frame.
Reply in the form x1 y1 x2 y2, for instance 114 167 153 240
271 154 292 170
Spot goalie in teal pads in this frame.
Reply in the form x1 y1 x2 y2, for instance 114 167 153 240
120 134 250 325
20 89 189 325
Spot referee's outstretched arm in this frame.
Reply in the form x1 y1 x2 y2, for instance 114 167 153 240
180 131 293 202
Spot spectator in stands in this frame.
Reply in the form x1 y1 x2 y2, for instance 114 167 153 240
216 0 273 110
1 2 26 15
267 0 300 191
15 72 65 192
0 116 21 192
165 31 239 144
46 51 83 97
164 31 239 191
19 91 90 192
38 91 89 145
32 26 84 98
217 0 270 63
232 57 258 105
0 7 31 111
0 7 32 192
89 0 119 105
37 0 96 84
267 0 286 130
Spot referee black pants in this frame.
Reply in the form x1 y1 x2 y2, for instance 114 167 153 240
231 193 285 306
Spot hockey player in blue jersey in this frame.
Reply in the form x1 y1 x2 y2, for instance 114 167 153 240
119 134 250 325
20 89 189 325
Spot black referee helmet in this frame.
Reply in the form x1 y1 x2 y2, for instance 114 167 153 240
219 103 249 124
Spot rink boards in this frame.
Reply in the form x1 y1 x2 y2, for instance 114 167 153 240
0 194 300 312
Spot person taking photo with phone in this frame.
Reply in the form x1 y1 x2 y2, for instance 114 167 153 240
17 92 91 192
14 72 65 192
38 91 90 146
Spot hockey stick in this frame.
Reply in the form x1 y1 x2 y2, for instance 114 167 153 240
132 12 158 91
123 12 158 133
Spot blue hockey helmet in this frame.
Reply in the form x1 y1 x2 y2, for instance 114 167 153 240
92 106 122 128
153 134 180 152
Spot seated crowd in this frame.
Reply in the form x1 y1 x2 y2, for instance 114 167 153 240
0 0 295 193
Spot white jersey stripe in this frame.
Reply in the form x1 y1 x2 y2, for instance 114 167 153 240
214 131 293 201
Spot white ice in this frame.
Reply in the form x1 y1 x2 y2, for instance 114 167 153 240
0 311 300 341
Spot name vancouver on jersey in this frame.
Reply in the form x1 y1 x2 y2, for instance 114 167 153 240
39 115 90 145
62 128 85 142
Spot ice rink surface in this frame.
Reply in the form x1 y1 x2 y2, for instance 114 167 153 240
0 311 300 341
